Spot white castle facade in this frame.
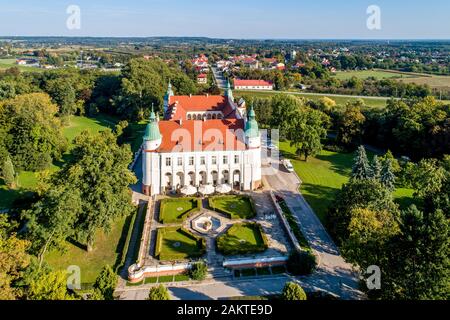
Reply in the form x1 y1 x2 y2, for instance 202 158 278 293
141 82 262 196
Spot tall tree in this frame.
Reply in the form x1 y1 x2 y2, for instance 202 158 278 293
0 215 31 300
54 131 137 251
93 265 117 300
2 153 17 188
371 155 382 181
289 108 329 161
25 270 75 300
24 186 82 267
0 93 67 171
351 145 372 180
336 101 366 147
380 158 396 191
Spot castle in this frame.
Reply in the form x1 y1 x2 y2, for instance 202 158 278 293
142 81 261 196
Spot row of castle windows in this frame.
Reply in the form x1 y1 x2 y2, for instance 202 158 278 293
187 113 223 121
165 155 239 167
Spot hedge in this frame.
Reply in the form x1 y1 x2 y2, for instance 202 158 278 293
155 226 206 261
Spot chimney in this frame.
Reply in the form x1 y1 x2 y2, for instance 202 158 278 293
189 94 192 98
206 93 209 98
179 118 182 126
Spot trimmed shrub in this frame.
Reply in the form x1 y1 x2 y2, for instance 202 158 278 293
282 282 307 300
148 284 171 300
287 250 317 276
188 261 208 281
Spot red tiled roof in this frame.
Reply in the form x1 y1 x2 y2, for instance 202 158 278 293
233 79 273 87
165 95 236 121
156 119 246 152
197 74 207 78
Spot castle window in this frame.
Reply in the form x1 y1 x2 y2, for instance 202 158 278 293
189 156 194 166
165 157 172 167
177 157 183 166
223 156 228 165
234 155 239 164
200 156 206 165
212 156 217 165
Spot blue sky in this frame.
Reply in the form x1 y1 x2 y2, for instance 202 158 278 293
0 0 449 39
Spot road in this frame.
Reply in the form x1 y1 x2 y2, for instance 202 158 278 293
211 67 227 89
262 154 363 300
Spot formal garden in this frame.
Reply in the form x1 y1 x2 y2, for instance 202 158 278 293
155 226 206 261
208 195 257 219
216 222 268 255
158 197 202 223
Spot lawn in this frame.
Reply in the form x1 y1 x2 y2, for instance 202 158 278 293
44 215 130 285
216 222 268 256
0 58 43 72
235 90 388 109
332 69 413 80
279 141 415 223
209 195 256 219
155 227 206 261
159 198 201 224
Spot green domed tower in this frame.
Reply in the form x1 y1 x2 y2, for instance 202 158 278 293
143 105 162 144
245 105 259 139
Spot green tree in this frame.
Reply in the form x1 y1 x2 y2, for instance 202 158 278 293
26 270 74 300
93 265 117 300
24 186 82 267
289 108 329 161
2 153 17 188
54 131 137 251
351 145 372 180
342 207 399 271
281 282 307 300
44 78 78 116
336 101 366 147
0 215 31 300
381 206 450 300
188 262 208 281
380 158 396 191
327 179 398 243
269 94 303 139
0 93 67 171
371 155 382 181
286 250 317 275
148 284 171 300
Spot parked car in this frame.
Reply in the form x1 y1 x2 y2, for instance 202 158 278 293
282 159 294 172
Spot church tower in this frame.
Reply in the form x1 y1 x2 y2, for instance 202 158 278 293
224 79 234 101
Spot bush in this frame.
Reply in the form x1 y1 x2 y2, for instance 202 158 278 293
93 265 118 300
282 282 307 300
287 251 317 276
188 262 208 281
148 284 171 300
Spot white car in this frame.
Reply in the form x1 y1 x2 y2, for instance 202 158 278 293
282 159 294 172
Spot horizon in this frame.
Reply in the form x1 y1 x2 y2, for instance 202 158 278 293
0 0 449 39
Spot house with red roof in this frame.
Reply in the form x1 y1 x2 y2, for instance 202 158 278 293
233 79 274 91
197 73 208 84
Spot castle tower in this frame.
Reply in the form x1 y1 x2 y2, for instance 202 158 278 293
163 81 174 114
224 79 234 101
142 105 162 195
245 105 260 149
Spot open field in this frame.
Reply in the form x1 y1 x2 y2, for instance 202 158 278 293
279 141 415 223
216 223 268 255
155 227 206 261
209 195 256 219
44 215 130 285
333 69 414 80
334 69 450 93
235 90 389 108
159 198 201 223
0 58 43 72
